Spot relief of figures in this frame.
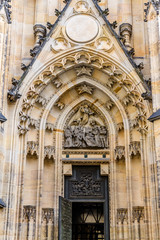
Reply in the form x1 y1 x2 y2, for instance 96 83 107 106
64 104 109 149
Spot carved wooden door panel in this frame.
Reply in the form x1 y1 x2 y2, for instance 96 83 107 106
58 196 72 240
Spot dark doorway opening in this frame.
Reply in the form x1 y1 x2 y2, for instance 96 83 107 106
72 202 104 240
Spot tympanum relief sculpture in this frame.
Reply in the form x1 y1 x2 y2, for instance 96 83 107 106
64 104 109 149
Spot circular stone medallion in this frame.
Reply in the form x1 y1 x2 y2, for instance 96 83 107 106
66 15 99 43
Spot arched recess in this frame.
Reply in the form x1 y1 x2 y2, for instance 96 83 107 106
7 48 153 240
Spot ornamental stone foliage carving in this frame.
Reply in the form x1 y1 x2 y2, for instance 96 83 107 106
117 208 128 224
54 100 65 110
76 66 93 76
64 104 108 149
27 141 39 156
28 118 40 129
42 208 54 223
76 84 94 95
18 125 29 135
129 141 141 156
23 205 36 222
105 100 114 110
36 96 47 106
52 78 62 88
44 146 54 160
45 123 54 131
133 207 144 223
30 24 46 57
117 122 124 131
115 146 125 160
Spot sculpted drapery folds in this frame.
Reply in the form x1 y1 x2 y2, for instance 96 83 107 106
64 104 109 149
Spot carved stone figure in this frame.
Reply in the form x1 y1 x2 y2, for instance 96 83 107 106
64 104 109 149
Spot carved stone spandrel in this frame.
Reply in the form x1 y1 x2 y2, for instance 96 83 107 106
132 206 144 223
44 146 55 160
23 205 36 222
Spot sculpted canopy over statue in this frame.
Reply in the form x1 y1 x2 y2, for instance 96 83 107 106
64 104 109 149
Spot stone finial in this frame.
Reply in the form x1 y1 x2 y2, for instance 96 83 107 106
30 24 46 57
119 23 132 50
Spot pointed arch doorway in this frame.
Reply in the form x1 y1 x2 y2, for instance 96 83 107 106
59 166 110 240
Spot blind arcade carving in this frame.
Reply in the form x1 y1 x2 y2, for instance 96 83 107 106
64 104 109 149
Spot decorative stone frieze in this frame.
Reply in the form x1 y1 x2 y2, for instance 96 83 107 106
45 123 54 131
133 206 144 223
44 146 55 160
23 205 36 222
76 84 94 95
115 146 125 160
27 141 39 156
42 208 54 223
129 141 141 156
117 208 128 224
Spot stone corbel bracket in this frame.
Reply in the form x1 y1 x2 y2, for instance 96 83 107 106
115 146 125 161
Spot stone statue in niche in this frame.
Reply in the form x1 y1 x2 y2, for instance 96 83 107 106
64 104 109 149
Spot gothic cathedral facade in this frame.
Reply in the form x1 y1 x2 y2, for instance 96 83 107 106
0 0 160 239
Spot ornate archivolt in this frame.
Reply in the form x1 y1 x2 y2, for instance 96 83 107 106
13 49 150 157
